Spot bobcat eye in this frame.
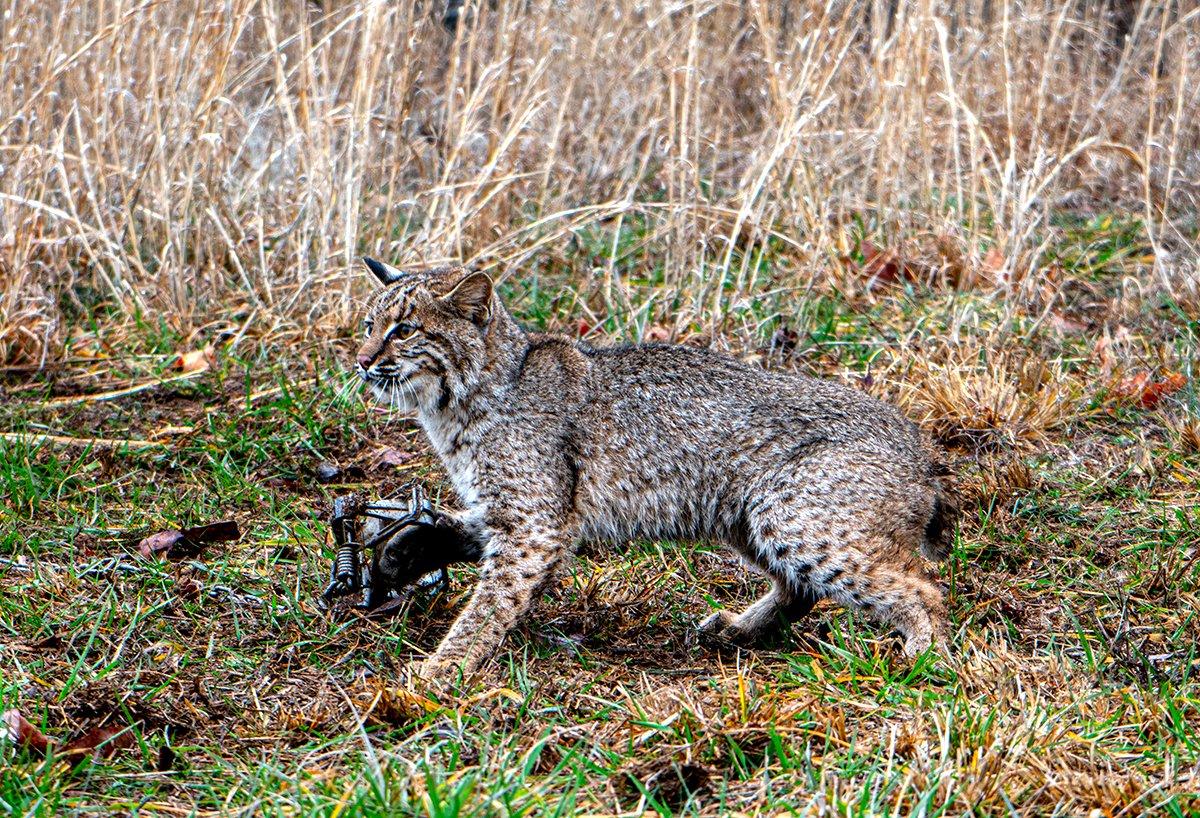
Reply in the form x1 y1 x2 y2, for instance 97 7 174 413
362 319 374 337
392 322 419 340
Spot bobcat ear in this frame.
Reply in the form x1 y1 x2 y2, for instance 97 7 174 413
440 271 493 324
363 257 405 286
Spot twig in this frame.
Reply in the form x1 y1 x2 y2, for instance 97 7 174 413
36 371 205 408
0 432 167 450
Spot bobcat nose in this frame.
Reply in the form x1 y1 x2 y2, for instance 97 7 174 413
356 353 373 370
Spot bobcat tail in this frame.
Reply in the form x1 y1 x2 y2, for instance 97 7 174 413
920 457 960 562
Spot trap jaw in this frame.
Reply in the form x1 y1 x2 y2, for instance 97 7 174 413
319 483 450 611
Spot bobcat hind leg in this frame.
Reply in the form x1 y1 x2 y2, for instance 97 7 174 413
698 582 819 645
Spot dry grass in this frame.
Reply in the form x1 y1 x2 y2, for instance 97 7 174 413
2 0 1198 362
3 1 1200 815
892 339 1081 449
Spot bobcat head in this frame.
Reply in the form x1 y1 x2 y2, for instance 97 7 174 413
355 258 496 413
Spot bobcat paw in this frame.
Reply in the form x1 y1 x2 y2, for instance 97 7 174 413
902 625 952 660
901 632 932 658
698 610 735 635
405 659 461 695
697 611 753 646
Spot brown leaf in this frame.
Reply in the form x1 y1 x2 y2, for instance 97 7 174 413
860 241 901 286
62 725 134 759
1095 333 1114 377
981 247 1006 283
315 462 342 483
4 709 137 763
1139 372 1187 409
1047 312 1088 334
138 520 240 559
32 633 64 651
1114 371 1149 398
854 241 930 290
1114 371 1187 409
175 576 203 601
138 529 184 558
370 447 414 470
770 327 798 355
174 345 216 374
73 532 98 557
182 520 240 545
3 709 51 756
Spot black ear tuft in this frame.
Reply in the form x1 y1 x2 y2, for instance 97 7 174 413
363 257 404 286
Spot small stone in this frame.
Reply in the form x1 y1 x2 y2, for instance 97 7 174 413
315 462 342 484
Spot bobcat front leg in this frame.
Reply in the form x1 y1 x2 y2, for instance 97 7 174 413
412 523 566 681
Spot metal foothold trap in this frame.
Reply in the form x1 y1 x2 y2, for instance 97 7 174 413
320 483 456 612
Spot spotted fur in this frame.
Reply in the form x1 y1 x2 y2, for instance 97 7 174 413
355 259 959 678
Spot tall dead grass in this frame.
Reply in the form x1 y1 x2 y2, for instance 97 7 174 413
1 0 1197 364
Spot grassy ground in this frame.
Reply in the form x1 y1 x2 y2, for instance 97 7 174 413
3 215 1199 816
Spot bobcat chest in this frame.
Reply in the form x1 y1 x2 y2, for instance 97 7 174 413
420 413 482 508
446 456 481 509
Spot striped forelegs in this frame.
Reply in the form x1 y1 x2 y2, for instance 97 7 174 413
411 530 564 682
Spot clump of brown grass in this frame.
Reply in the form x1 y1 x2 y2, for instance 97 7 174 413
966 452 1037 510
0 260 54 366
1180 421 1200 454
892 340 1081 450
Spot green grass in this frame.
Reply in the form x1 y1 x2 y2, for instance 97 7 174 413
3 221 1200 815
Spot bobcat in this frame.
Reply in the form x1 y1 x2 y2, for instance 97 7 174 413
354 259 957 680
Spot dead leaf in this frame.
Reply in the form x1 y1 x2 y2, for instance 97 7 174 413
369 448 413 470
138 530 184 558
853 241 930 290
32 632 64 651
1095 333 1115 377
1139 372 1187 408
1048 312 1088 334
175 576 203 601
3 709 51 756
981 247 1007 284
73 532 98 557
184 520 240 544
315 462 365 483
3 709 137 762
138 520 240 559
62 725 134 759
174 345 216 374
1114 371 1187 409
770 327 798 356
860 241 902 287
1114 371 1149 398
